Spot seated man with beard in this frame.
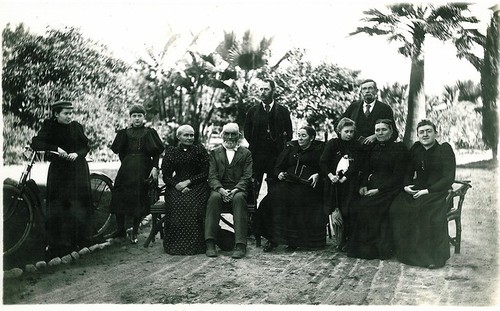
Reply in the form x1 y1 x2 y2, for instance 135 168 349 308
204 123 253 259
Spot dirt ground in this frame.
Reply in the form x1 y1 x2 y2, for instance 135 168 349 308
2 160 499 306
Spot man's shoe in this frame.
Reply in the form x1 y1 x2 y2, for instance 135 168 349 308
104 229 126 239
263 241 276 253
285 245 297 252
232 243 246 259
206 240 218 257
130 232 138 244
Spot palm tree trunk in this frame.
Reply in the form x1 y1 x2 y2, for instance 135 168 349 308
178 86 183 123
403 54 425 147
481 12 499 159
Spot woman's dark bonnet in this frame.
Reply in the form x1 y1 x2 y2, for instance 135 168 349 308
51 101 73 117
129 104 146 116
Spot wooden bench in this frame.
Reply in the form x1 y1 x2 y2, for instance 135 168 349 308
446 180 472 254
324 179 473 253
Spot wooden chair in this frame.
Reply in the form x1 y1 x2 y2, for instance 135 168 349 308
446 180 472 254
143 181 261 248
144 185 167 247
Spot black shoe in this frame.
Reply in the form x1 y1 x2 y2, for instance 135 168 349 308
104 229 126 239
79 236 104 248
206 240 218 257
45 244 74 260
130 232 138 244
285 245 297 252
337 244 347 252
263 241 277 252
232 243 247 259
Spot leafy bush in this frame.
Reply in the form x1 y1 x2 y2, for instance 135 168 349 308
427 99 485 149
3 113 36 165
380 83 485 149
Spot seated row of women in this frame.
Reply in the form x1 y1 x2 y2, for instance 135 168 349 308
256 118 456 269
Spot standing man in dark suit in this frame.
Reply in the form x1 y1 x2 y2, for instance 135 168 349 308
205 123 253 259
244 78 292 193
342 79 398 144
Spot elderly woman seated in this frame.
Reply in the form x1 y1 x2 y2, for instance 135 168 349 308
390 119 456 269
257 126 326 252
161 125 210 255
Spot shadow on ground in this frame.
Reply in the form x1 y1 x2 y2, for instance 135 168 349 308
457 158 498 170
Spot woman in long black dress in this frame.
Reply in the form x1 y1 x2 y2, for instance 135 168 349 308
390 119 455 269
161 125 210 255
320 117 362 251
347 119 408 260
259 126 326 251
108 104 164 243
31 101 94 255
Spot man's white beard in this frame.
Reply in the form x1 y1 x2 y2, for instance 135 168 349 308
222 139 238 150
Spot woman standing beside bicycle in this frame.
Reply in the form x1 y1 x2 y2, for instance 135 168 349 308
31 100 94 257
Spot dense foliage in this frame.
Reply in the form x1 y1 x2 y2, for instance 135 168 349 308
380 82 485 150
2 24 139 161
2 21 491 165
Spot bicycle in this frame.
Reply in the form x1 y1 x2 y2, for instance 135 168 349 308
3 146 114 256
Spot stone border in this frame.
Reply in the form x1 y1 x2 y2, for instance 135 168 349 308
3 215 153 279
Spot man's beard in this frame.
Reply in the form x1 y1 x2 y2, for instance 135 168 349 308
222 139 238 150
363 95 375 103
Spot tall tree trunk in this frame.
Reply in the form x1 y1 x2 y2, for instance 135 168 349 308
403 54 425 147
481 12 499 159
178 87 183 123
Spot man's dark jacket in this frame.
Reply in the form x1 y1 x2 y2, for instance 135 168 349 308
244 103 292 154
342 100 398 140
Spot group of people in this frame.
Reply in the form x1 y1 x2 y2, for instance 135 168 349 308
252 79 456 269
31 78 456 268
31 103 165 257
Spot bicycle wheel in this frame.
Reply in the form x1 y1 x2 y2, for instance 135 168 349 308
89 173 114 238
3 183 35 256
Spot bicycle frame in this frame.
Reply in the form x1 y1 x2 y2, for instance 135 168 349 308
5 148 43 218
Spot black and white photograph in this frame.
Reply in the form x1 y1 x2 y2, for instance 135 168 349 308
1 0 498 308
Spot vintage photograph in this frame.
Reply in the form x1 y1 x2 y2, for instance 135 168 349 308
1 0 498 308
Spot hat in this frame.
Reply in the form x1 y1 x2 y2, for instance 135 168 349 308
51 101 73 110
129 104 146 115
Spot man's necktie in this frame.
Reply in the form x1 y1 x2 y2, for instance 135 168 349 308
265 104 270 113
364 104 371 117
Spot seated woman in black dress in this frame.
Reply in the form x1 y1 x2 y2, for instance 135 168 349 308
390 119 456 269
347 119 408 260
320 117 362 251
258 126 326 252
161 125 210 255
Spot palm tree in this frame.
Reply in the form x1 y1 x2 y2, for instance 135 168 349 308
453 5 499 159
216 30 274 125
350 3 479 146
480 7 499 159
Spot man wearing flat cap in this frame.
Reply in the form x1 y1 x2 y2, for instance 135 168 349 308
205 123 253 259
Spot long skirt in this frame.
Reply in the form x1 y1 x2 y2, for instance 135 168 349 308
390 191 450 267
111 154 151 217
45 158 93 248
162 183 209 255
258 181 326 248
347 190 399 259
